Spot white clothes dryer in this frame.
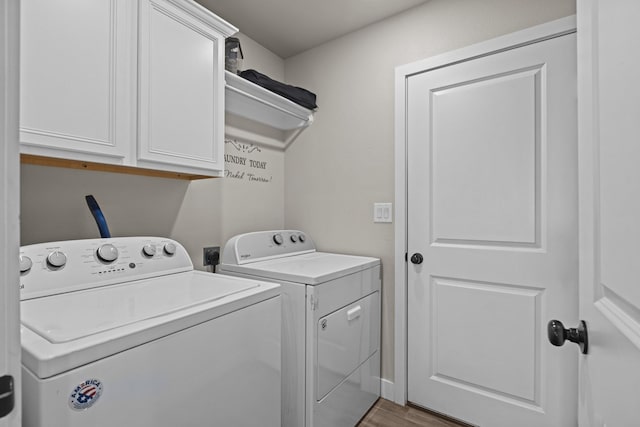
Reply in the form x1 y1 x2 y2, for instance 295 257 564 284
218 230 381 427
19 236 281 427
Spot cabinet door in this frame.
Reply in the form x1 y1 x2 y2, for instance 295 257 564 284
138 0 226 175
20 0 136 163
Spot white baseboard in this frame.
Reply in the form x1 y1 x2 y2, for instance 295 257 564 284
381 378 395 402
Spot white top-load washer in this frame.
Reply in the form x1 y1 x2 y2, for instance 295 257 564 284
218 230 381 427
19 236 281 427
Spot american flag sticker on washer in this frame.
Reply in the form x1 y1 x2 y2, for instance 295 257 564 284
68 379 103 411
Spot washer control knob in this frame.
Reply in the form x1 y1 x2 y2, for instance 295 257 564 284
46 251 67 269
19 255 33 273
290 234 298 243
273 234 284 245
97 244 119 263
298 234 306 243
142 244 156 257
163 243 177 256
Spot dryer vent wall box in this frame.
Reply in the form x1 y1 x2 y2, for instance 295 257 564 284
218 230 381 427
19 237 281 427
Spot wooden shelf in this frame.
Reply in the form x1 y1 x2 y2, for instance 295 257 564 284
20 154 214 180
225 71 314 131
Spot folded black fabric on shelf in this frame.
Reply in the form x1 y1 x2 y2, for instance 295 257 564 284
240 69 317 110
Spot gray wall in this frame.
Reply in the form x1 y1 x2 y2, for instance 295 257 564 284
283 0 576 382
20 33 285 270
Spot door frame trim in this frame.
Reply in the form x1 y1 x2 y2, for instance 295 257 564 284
393 15 576 406
0 0 21 424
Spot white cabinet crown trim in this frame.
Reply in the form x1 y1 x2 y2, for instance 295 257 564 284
161 0 237 36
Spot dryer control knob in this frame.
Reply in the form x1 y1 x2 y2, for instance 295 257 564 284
46 251 67 269
290 234 298 243
19 255 33 273
273 234 284 245
298 234 306 243
97 244 119 263
164 243 177 256
142 244 156 257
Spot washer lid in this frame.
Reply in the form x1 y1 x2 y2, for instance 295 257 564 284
22 272 258 343
220 252 380 285
20 271 281 379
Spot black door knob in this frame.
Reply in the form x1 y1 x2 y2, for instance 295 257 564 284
547 319 588 354
410 253 423 264
0 375 14 418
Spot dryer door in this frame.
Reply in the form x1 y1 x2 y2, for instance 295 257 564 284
316 291 379 400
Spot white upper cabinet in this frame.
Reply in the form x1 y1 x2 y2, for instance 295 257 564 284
20 0 237 178
138 0 234 175
20 0 137 164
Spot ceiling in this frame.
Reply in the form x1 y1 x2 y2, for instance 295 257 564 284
196 0 430 58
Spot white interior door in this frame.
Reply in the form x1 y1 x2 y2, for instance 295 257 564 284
0 0 21 425
406 31 578 426
577 1 640 425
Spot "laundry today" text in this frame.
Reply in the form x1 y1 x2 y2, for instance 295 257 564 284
224 155 267 169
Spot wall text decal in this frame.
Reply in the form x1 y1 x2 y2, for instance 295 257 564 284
224 139 272 183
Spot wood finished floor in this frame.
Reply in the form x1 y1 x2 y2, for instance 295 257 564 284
358 399 469 427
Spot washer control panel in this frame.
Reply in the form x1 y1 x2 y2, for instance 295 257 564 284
19 237 193 300
221 230 315 265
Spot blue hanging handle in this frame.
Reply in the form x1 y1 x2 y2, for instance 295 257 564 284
85 195 111 238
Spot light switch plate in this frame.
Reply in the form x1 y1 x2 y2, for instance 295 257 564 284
373 203 393 223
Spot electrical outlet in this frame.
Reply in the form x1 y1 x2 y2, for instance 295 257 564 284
203 246 220 267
